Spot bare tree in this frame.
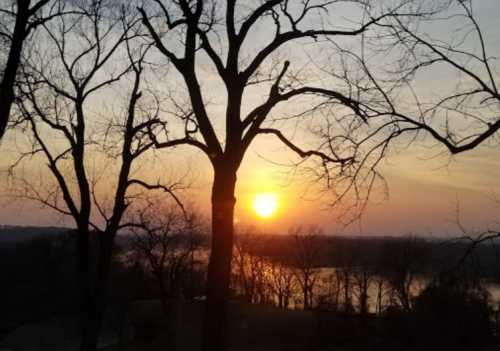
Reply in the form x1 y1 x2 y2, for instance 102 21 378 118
290 227 322 310
268 259 296 309
136 1 413 348
11 2 183 349
315 0 500 194
336 256 354 313
317 271 342 312
0 0 66 139
130 204 202 314
307 0 500 314
382 237 428 312
373 274 388 315
232 231 298 308
352 260 375 317
383 0 500 154
232 231 271 304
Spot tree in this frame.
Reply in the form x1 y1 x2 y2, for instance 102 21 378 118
352 259 375 318
268 259 296 309
11 1 183 349
232 231 271 304
137 1 411 349
317 0 500 190
290 227 322 310
130 203 202 314
382 237 428 312
336 251 354 313
299 0 500 315
373 270 389 315
0 0 63 139
317 271 342 312
413 274 492 346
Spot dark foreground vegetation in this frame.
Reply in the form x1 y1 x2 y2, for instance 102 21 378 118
2 225 500 350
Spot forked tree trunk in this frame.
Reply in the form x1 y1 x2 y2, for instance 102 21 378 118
202 166 237 351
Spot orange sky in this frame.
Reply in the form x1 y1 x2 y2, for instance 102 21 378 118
234 138 500 237
3 131 498 237
0 1 499 237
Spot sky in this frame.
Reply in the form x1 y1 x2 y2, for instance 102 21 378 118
233 136 500 237
2 130 499 237
0 0 499 237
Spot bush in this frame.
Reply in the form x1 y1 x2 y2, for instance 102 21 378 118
412 277 492 346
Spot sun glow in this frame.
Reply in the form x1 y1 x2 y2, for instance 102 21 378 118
252 193 278 218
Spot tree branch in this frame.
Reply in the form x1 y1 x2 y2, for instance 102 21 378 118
256 128 352 165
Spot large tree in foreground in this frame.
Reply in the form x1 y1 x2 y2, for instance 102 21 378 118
137 1 414 349
12 1 182 349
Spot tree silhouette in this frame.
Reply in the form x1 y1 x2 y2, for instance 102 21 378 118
317 0 500 182
352 257 375 317
232 232 268 304
290 227 322 310
382 237 428 312
0 0 65 139
137 1 412 348
268 258 296 309
11 2 183 349
129 203 202 314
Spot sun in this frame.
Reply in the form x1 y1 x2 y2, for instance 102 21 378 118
252 193 278 218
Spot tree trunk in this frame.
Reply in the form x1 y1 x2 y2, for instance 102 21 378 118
80 232 115 351
76 225 93 351
360 291 368 318
303 284 309 310
0 1 29 139
155 271 170 316
202 166 237 351
377 281 382 315
344 272 351 312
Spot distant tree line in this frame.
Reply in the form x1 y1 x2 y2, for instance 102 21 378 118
228 229 497 347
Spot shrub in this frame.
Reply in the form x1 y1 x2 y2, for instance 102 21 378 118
412 277 492 346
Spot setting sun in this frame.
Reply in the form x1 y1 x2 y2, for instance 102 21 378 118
252 193 278 218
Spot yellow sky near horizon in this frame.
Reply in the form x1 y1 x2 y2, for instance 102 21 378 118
3 129 498 237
